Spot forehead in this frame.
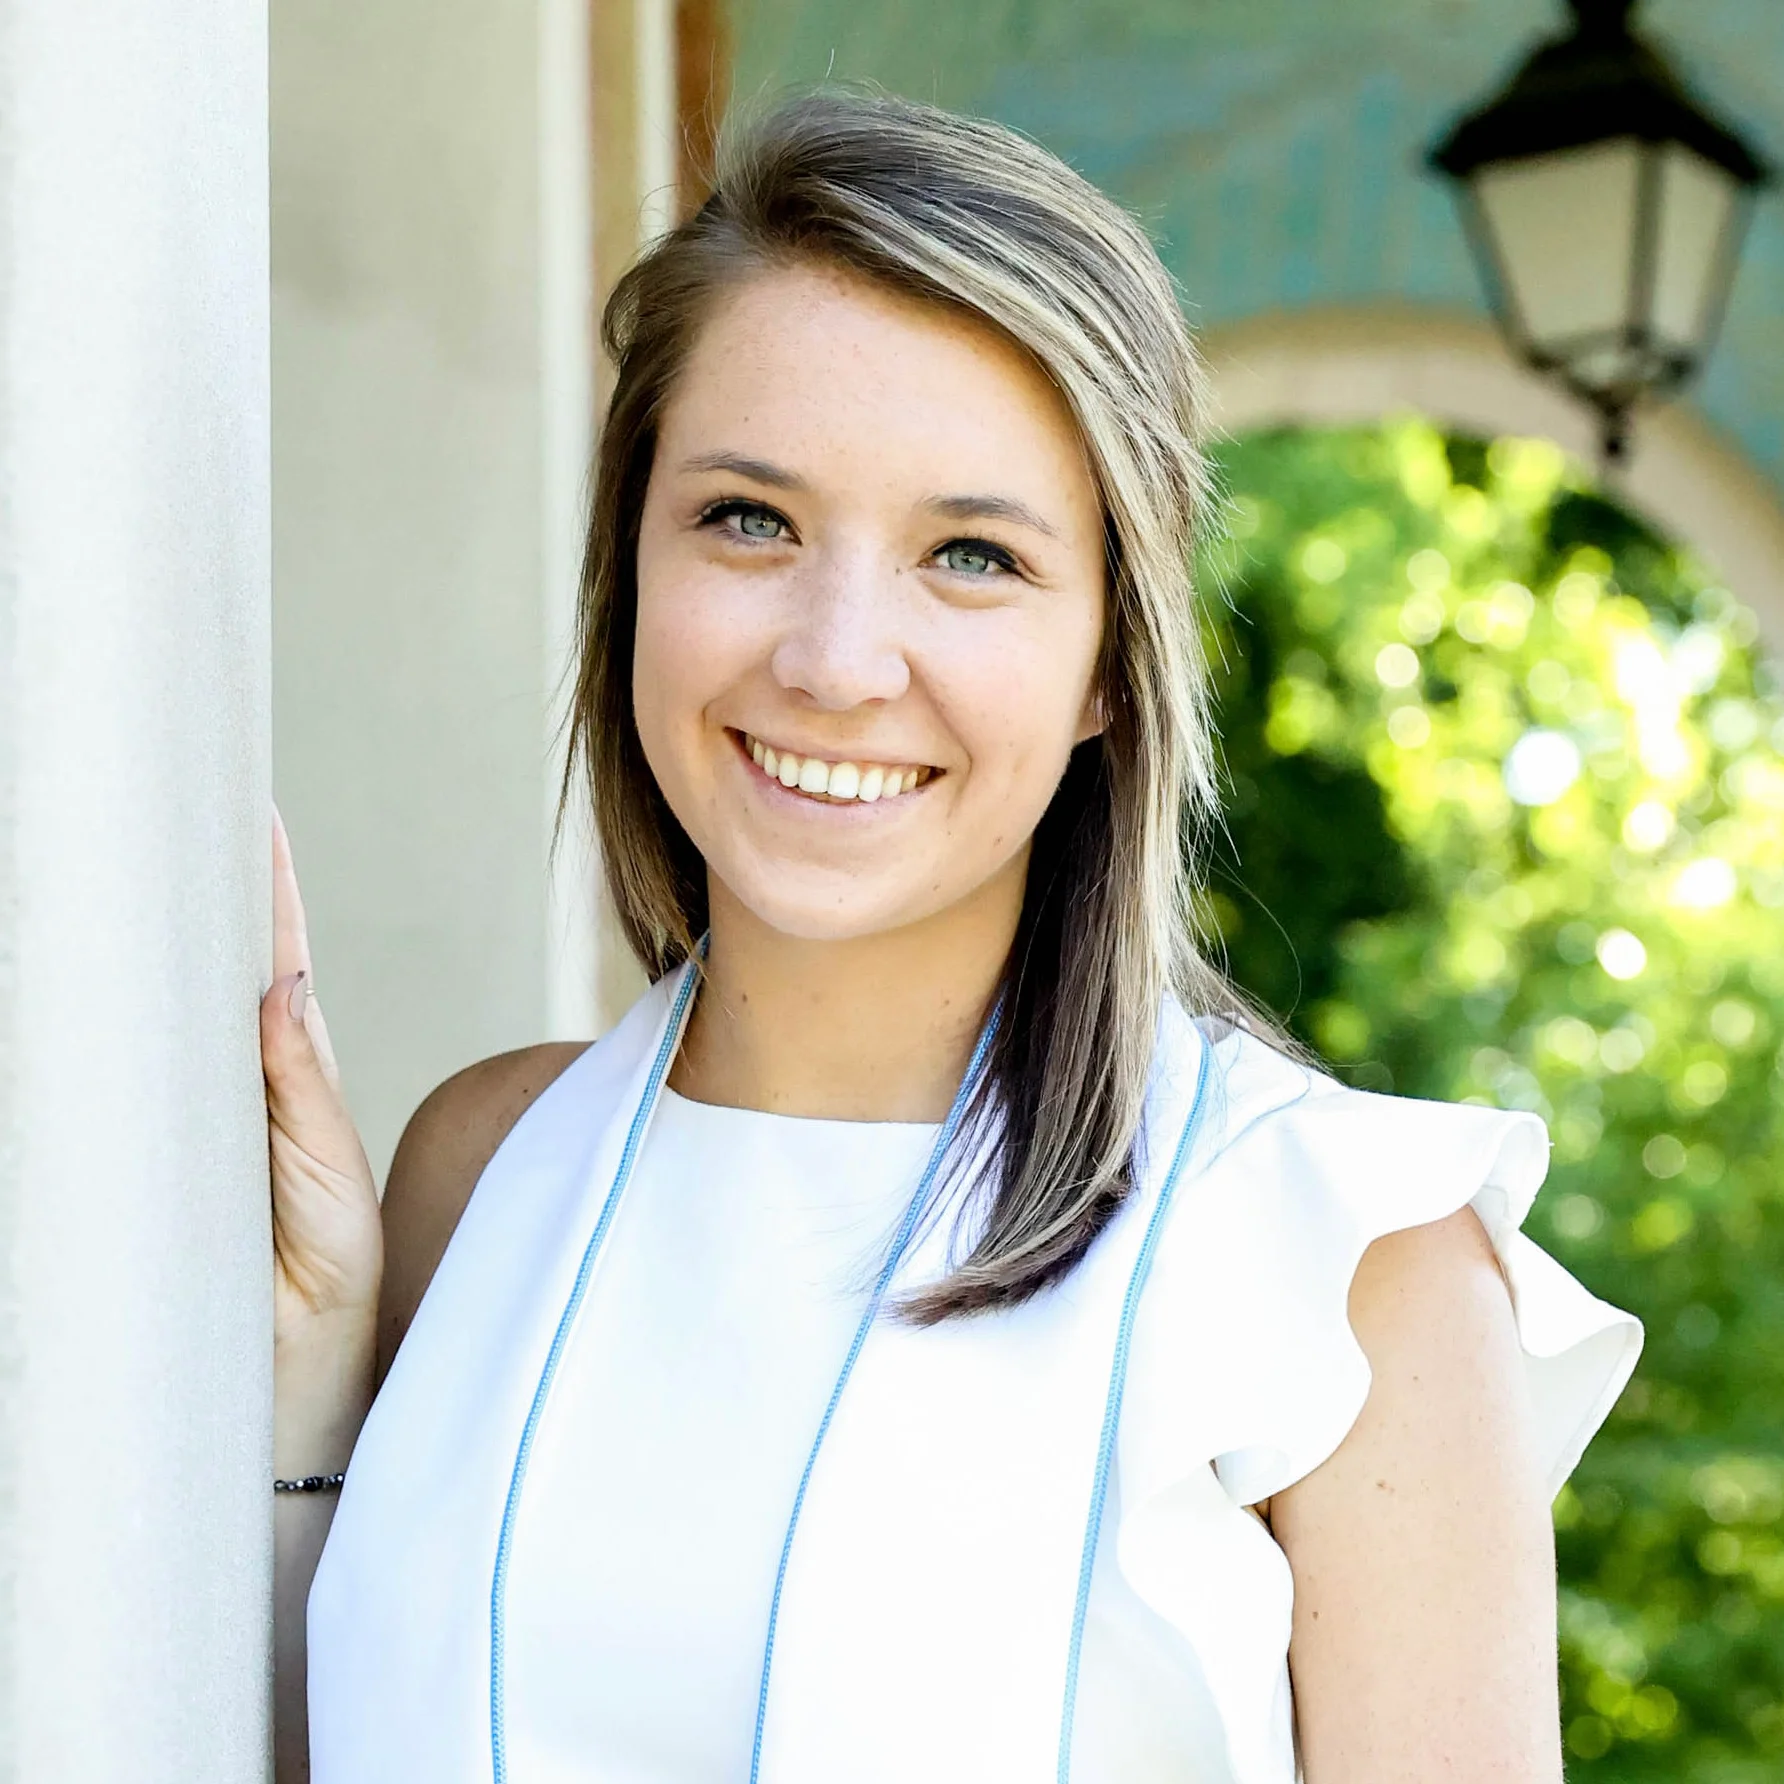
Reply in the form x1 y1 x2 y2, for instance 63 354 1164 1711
658 261 1097 516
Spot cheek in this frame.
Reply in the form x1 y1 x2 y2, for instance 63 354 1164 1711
936 609 1102 790
631 556 737 826
632 539 753 754
628 569 682 779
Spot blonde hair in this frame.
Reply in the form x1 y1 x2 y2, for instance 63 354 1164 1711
566 89 1238 1319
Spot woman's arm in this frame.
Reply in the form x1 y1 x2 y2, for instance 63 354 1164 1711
1269 1206 1563 1783
264 816 384 1784
272 1313 377 1784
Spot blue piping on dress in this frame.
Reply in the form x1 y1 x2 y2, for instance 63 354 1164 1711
486 978 1204 1784
746 1015 999 1784
489 961 701 1784
1056 1032 1214 1783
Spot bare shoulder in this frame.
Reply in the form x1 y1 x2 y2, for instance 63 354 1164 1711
1270 1212 1560 1780
1335 1204 1526 1450
1250 1207 1514 1523
1274 1203 1532 1535
376 1040 591 1378
1345 1203 1517 1371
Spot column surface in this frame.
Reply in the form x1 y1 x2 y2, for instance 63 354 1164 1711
0 2 273 1779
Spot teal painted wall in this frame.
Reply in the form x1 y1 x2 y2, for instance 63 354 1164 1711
728 0 1784 487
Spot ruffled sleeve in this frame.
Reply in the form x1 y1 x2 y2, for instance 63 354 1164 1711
1110 1027 1643 1784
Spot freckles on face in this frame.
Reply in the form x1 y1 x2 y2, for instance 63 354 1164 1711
630 261 1108 943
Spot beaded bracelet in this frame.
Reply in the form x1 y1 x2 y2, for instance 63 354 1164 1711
274 1471 346 1495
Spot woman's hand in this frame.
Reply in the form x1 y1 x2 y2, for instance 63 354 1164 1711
264 809 383 1784
262 809 383 1354
262 808 382 1491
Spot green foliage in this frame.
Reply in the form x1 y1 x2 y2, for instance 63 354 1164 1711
1204 421 1784 1781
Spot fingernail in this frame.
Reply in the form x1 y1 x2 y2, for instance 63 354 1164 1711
288 971 308 1023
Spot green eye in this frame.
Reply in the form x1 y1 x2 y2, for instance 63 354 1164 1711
937 539 1012 576
699 498 791 542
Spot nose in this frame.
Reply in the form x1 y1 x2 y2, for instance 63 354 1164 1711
769 548 911 712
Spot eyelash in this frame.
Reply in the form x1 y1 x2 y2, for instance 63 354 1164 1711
935 537 1018 577
697 498 1021 578
698 497 792 539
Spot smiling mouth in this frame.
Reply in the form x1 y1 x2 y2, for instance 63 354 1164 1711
736 731 936 804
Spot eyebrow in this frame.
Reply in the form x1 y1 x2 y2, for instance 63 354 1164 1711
678 451 810 491
922 493 1060 539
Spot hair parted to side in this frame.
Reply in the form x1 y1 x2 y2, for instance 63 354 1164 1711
566 87 1247 1321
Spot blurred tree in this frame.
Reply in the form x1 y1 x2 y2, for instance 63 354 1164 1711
1204 421 1784 1783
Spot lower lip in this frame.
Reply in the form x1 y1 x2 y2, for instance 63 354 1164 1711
728 731 931 813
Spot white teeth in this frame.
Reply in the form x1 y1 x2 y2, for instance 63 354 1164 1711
743 734 925 804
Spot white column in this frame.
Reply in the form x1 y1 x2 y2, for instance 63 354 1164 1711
0 1 272 1779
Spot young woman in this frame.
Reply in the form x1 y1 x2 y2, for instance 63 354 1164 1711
265 92 1641 1784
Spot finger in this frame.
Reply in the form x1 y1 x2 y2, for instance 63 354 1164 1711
271 805 313 984
261 972 354 1148
263 960 345 1093
271 810 341 1086
301 977 344 1089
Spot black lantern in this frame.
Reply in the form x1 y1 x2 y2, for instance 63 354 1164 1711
1429 0 1772 462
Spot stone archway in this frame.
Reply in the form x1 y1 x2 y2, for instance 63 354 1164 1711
1203 305 1784 650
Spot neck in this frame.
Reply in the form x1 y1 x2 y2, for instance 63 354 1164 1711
670 857 1025 1121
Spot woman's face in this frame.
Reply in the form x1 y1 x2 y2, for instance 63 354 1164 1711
633 261 1106 945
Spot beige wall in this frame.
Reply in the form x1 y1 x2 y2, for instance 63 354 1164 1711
0 1 272 1776
271 0 675 1176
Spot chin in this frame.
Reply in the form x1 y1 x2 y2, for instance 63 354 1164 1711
717 863 946 946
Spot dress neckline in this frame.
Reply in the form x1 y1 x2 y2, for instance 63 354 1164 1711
658 1083 941 1137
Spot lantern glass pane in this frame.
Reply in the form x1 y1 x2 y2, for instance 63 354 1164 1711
1473 139 1642 355
1649 144 1740 356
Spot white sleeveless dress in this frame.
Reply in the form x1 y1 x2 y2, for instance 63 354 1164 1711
308 966 1641 1784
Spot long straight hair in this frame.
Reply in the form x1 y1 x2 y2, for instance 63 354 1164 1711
565 89 1246 1321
